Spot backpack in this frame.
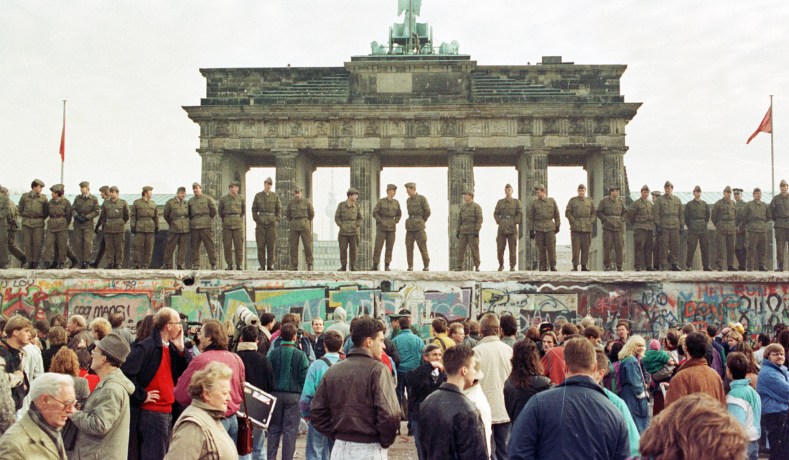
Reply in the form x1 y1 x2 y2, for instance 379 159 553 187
607 361 624 395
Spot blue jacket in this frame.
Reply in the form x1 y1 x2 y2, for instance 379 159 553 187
392 329 424 373
508 375 630 460
300 352 341 417
757 360 789 415
619 355 649 433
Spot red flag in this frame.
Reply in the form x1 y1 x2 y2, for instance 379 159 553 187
59 113 66 162
746 107 772 144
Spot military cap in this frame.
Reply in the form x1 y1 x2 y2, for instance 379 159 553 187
347 187 360 196
177 186 186 193
609 184 621 191
462 189 475 196
229 180 240 188
723 186 732 193
264 177 273 185
533 183 546 191
99 185 109 193
754 187 761 193
192 182 201 189
79 181 90 188
50 184 64 193
386 183 397 191
693 185 701 193
32 179 45 188
142 186 153 193
640 184 650 192
109 186 119 193
293 186 302 193
651 190 661 197
781 179 788 187
505 183 513 189
664 180 673 188
577 183 586 190
404 182 416 189
732 188 743 194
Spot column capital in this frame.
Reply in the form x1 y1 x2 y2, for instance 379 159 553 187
448 147 475 156
197 149 223 159
349 148 377 157
272 148 300 158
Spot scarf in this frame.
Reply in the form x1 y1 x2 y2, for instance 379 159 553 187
236 342 257 352
28 402 67 460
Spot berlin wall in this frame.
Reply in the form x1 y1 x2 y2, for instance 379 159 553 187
2 271 788 339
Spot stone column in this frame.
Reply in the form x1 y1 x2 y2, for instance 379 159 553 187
274 149 298 270
448 148 475 270
517 149 548 270
199 150 224 269
350 150 381 270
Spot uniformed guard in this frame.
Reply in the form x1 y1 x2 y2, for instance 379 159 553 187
733 188 748 270
529 184 560 271
771 179 789 271
628 185 654 271
251 177 281 270
335 187 363 271
371 184 402 271
1 187 25 267
742 187 771 271
162 186 190 269
404 182 431 271
71 181 100 269
98 186 129 269
565 183 595 271
494 184 522 271
597 184 627 271
654 180 684 271
131 186 158 269
711 185 737 271
650 190 662 270
455 190 483 271
684 185 711 271
0 184 11 268
219 181 245 270
188 182 218 270
285 186 315 271
90 185 110 268
42 184 72 269
18 179 48 268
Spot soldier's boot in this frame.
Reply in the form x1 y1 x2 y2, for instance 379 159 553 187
69 255 78 269
685 266 692 271
384 264 390 271
349 265 357 272
759 266 768 271
498 264 504 272
407 265 413 271
338 265 346 271
176 265 185 270
581 265 590 271
703 266 712 271
604 266 612 272
728 266 737 271
474 265 480 272
370 264 379 271
89 260 99 269
510 265 516 271
635 267 641 272
423 266 429 271
210 264 217 270
646 266 655 271
19 255 27 267
306 264 312 271
266 265 274 271
56 262 66 269
777 264 784 272
571 265 577 271
550 266 558 272
617 266 623 272
671 264 681 271
161 264 172 269
236 266 243 271
226 265 233 270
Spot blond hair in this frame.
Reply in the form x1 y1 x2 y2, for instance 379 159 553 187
618 334 646 361
89 317 112 340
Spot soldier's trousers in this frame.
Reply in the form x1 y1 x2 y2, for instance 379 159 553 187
748 232 768 270
685 231 709 269
44 230 69 265
22 226 44 265
535 231 556 270
405 230 429 268
456 234 480 270
73 225 95 263
660 229 680 267
496 232 517 268
289 229 313 269
338 235 358 269
570 231 591 267
373 230 396 266
8 229 25 264
633 229 653 270
133 232 155 269
0 223 7 267
94 229 106 265
736 233 747 270
104 232 125 267
222 228 244 267
191 228 217 268
163 232 189 268
255 225 276 269
775 227 789 269
603 229 624 269
717 232 736 269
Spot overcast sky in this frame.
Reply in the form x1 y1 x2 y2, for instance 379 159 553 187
2 1 787 270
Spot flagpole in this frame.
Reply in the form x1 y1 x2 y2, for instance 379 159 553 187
61 100 66 185
770 95 775 196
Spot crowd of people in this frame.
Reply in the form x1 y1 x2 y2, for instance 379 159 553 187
0 306 788 459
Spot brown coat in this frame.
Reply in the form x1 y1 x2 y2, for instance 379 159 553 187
664 358 725 407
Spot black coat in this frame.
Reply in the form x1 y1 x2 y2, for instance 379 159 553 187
417 383 488 460
121 327 189 407
503 375 552 422
237 349 274 393
404 362 446 420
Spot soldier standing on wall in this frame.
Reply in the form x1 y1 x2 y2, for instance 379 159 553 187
741 187 771 271
733 188 748 270
71 181 100 269
0 185 11 268
684 185 711 271
90 185 110 268
251 177 281 270
188 182 218 270
597 184 627 271
456 190 483 271
529 184 560 271
650 190 661 270
654 180 684 271
770 179 789 271
219 180 245 270
494 183 522 271
99 186 129 269
0 187 26 268
43 184 72 269
131 186 158 269
404 182 431 271
18 179 48 268
628 185 654 271
162 186 190 270
371 184 402 271
565 183 595 272
286 186 315 271
335 187 362 271
711 185 737 271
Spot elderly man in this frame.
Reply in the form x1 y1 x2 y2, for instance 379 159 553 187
0 372 76 458
67 314 93 350
71 334 134 459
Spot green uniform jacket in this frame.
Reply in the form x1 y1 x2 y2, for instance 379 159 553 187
286 198 315 232
5 199 19 229
565 196 596 232
18 191 48 228
597 196 626 231
405 194 431 231
494 197 522 235
711 198 737 235
0 194 10 223
188 194 217 230
735 200 748 231
654 194 684 230
72 194 100 229
218 194 245 230
131 198 159 233
335 200 363 236
684 199 710 233
458 202 483 234
741 200 772 233
627 198 654 231
529 197 560 232
164 197 190 234
47 197 72 232
770 193 789 228
251 191 281 227
373 198 402 232
100 198 130 234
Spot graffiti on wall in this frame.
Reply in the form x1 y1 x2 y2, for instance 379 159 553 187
480 283 578 334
